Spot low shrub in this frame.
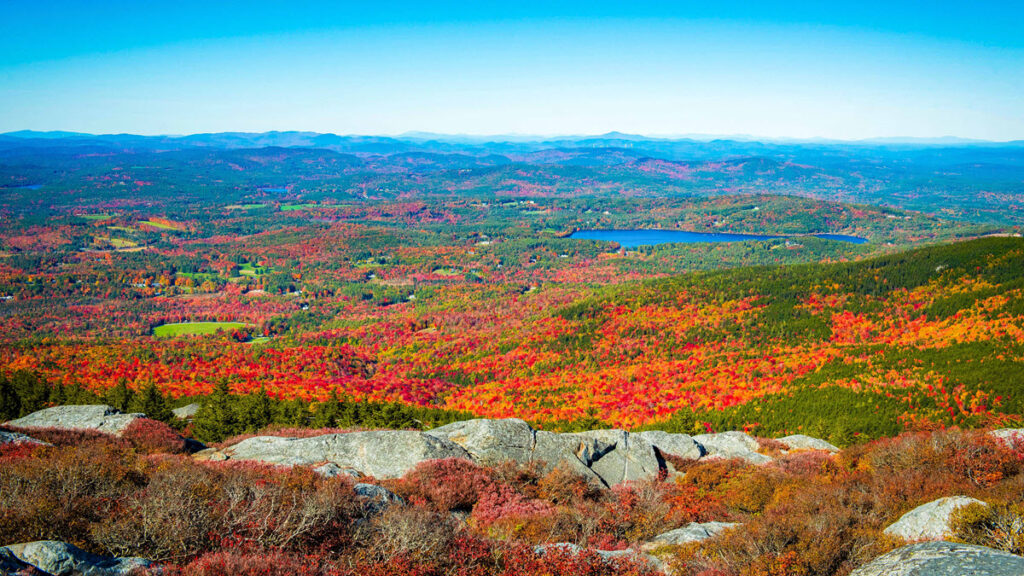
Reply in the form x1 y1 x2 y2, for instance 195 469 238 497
395 458 495 512
950 501 1024 555
122 418 188 455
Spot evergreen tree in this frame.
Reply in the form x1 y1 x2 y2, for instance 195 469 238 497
0 375 20 421
312 390 341 428
129 381 174 422
10 371 49 416
278 398 309 427
237 387 275 432
193 379 239 443
47 382 67 406
105 378 134 412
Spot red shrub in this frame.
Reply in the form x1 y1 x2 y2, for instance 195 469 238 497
0 440 44 463
946 433 1021 488
537 463 602 505
498 543 653 576
163 550 341 576
662 481 728 525
397 458 495 512
123 418 188 454
471 484 552 527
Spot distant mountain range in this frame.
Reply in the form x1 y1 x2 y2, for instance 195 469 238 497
2 130 1022 160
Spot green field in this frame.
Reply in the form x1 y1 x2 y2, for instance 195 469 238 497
280 203 319 211
79 213 116 220
140 220 182 230
152 322 249 338
237 262 265 276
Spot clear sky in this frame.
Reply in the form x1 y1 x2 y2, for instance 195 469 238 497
1 1 1022 140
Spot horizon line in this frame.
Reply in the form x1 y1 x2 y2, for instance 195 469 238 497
3 129 1022 145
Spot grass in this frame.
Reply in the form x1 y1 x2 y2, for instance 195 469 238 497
152 322 249 338
237 262 265 277
79 213 116 220
106 238 138 249
281 203 319 211
140 220 184 231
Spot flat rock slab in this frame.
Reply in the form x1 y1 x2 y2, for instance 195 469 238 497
223 430 471 478
884 496 987 541
989 429 1024 446
426 418 536 466
0 431 49 447
778 434 839 453
426 418 658 486
354 483 405 515
575 429 661 485
534 543 665 573
171 403 201 419
1 541 150 576
1 547 47 575
7 405 143 436
651 521 741 545
637 431 703 461
693 431 773 465
850 541 1024 576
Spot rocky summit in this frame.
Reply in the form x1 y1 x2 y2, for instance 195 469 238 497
6 405 144 436
199 417 814 485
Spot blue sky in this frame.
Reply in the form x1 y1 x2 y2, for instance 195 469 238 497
1 1 1021 139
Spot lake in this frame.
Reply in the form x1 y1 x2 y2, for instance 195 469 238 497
568 229 868 248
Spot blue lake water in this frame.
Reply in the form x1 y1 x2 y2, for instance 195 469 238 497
568 229 868 248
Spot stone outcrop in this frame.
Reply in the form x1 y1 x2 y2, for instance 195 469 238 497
989 428 1024 446
693 431 772 465
637 430 704 461
426 418 536 465
354 483 405 515
6 406 143 436
883 496 987 541
1 541 150 576
221 430 472 479
0 431 49 447
171 403 201 419
778 434 839 453
575 429 661 485
1 547 45 575
312 462 363 478
533 543 666 573
650 521 741 546
426 418 661 486
849 541 1024 576
197 416 810 483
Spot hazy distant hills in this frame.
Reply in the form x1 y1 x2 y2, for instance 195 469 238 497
1 130 1022 226
2 130 1022 159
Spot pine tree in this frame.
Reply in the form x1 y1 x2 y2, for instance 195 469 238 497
130 381 174 422
236 387 275 432
105 378 134 412
193 379 239 443
0 375 21 421
278 398 309 427
312 390 341 428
